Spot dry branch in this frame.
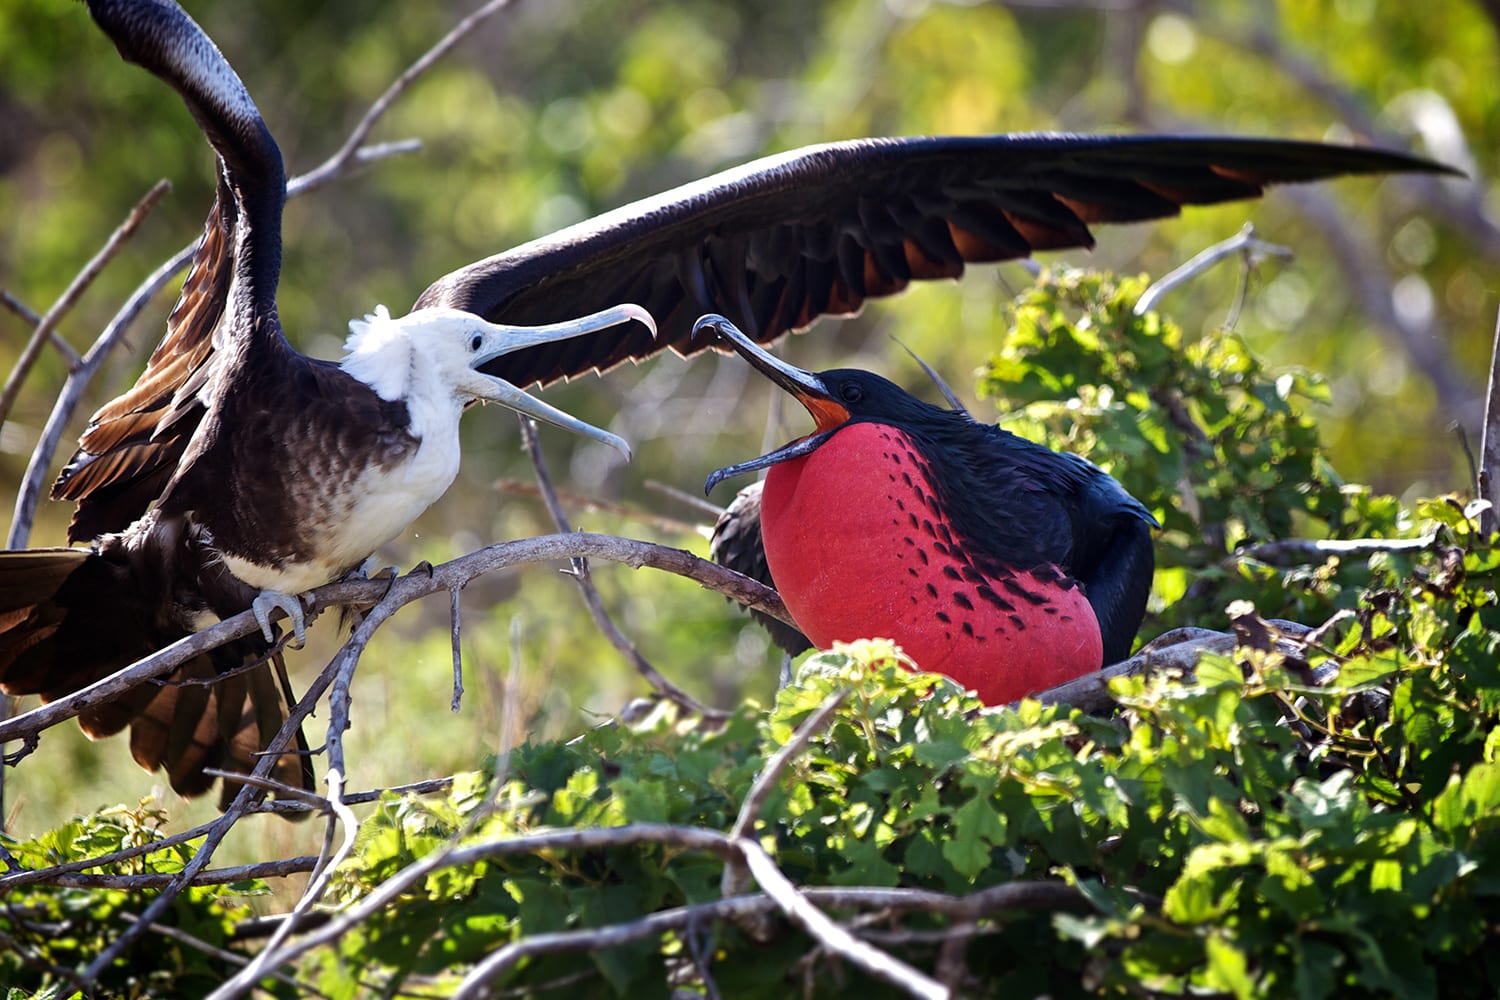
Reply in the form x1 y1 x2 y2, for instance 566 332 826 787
0 180 170 433
1134 223 1293 316
0 532 788 750
518 416 727 719
738 838 948 1000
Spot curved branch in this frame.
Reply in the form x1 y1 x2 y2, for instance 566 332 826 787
0 532 788 748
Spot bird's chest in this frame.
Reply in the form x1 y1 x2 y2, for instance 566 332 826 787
760 422 1101 703
216 397 462 595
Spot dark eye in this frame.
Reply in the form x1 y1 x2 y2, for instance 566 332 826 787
470 334 483 352
839 383 864 404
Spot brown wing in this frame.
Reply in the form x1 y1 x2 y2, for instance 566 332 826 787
0 547 315 811
415 134 1452 390
52 196 234 543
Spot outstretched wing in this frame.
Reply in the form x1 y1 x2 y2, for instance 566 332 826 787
51 196 233 543
415 133 1452 389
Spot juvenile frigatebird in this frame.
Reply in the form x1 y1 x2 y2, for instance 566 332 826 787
1 0 1450 806
701 314 1155 703
0 0 650 808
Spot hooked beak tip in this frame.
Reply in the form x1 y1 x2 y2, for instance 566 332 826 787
693 313 728 339
622 304 658 340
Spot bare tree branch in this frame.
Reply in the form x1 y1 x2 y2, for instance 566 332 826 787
289 0 516 196
1481 303 1500 535
736 838 948 1000
519 417 730 720
119 913 319 996
1135 223 1293 316
0 532 789 750
0 292 80 367
1035 620 1314 713
498 477 710 535
722 689 848 898
0 180 170 433
1235 532 1442 565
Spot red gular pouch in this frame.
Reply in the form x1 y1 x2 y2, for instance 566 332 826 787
761 422 1103 705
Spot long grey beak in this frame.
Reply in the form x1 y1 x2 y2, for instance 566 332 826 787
470 304 656 461
696 313 851 494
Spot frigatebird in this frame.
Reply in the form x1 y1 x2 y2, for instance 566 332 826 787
0 0 650 808
701 314 1155 703
0 0 1450 806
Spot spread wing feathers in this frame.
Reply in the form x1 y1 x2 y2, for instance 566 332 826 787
415 134 1450 390
0 548 314 809
52 196 234 542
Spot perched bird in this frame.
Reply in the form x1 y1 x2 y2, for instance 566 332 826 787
0 0 650 808
701 314 1155 703
3 0 1450 805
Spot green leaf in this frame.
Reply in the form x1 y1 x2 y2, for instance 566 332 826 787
941 797 1008 879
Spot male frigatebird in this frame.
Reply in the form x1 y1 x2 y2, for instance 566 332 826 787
1 0 1450 807
701 314 1155 703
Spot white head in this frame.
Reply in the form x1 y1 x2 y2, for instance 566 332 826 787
342 303 656 459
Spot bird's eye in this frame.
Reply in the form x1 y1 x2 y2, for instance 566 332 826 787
839 383 864 404
470 334 483 352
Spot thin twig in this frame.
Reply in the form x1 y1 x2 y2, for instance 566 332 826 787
722 689 848 897
119 913 317 995
289 0 516 196
219 770 358 998
0 778 455 891
31 856 321 890
0 180 170 432
500 477 710 535
450 586 465 712
643 478 727 520
1033 621 1314 713
520 417 728 720
0 291 80 366
736 837 947 1000
8 239 194 549
1480 303 1500 536
1235 532 1441 565
1134 223 1293 316
79 656 335 986
217 597 531 998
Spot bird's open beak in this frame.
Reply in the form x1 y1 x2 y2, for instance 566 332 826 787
465 304 656 461
696 313 851 494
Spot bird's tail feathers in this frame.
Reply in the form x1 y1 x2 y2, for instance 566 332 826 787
0 547 313 813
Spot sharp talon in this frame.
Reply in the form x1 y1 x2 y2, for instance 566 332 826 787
253 590 307 647
345 559 397 582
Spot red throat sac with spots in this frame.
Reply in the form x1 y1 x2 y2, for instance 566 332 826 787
760 422 1103 704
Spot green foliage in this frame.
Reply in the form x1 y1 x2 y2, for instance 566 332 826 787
980 269 1431 641
0 800 282 998
303 570 1500 997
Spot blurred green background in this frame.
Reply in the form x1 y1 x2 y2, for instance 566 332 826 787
0 0 1493 858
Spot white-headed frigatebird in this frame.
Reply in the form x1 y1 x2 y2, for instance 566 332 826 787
0 0 1453 808
0 0 651 809
701 314 1156 703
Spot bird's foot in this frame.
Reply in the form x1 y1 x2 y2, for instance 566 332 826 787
344 558 397 583
253 589 308 647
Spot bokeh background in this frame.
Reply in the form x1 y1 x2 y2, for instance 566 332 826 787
1 0 1494 862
